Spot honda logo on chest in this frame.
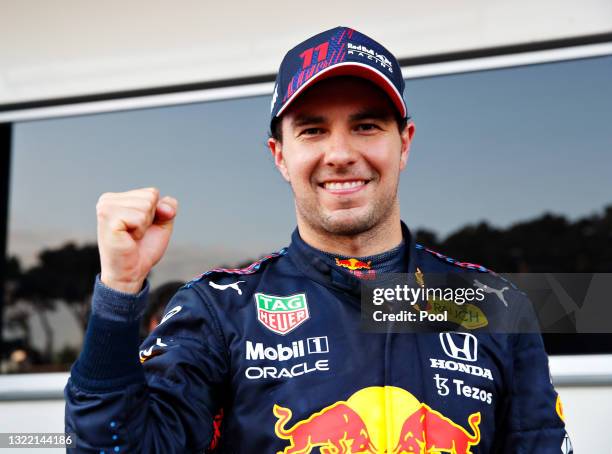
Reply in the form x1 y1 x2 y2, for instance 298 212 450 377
439 332 478 362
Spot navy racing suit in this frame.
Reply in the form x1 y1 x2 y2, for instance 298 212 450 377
65 223 571 453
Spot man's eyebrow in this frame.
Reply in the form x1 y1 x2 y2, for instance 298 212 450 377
348 109 394 122
292 115 327 127
291 109 393 127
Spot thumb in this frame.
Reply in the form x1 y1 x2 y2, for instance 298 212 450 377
154 196 178 226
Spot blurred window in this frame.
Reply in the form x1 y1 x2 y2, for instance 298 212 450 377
3 55 612 373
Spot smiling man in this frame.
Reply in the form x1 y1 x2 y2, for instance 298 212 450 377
269 76 412 253
65 26 571 453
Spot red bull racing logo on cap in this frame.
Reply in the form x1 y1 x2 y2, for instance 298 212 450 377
255 292 310 335
274 386 482 453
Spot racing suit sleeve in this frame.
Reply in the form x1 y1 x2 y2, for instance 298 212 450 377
497 332 572 453
65 274 229 453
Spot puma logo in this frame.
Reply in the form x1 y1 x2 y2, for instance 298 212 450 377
473 280 509 307
209 280 245 295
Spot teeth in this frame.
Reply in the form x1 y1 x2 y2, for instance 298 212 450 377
324 180 365 190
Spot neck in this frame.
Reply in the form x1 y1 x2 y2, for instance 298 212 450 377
296 207 403 257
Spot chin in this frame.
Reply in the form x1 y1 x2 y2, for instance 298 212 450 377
319 208 377 235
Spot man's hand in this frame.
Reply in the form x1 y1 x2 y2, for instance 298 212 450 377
96 187 178 294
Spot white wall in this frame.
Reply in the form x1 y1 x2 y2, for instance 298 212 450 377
1 0 611 107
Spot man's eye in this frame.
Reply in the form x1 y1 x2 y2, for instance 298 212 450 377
301 128 323 136
355 123 379 132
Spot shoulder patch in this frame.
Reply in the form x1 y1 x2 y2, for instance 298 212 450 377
415 244 491 273
182 248 288 288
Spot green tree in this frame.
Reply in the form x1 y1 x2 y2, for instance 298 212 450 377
13 243 100 362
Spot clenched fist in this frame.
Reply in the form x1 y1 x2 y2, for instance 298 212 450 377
96 187 178 294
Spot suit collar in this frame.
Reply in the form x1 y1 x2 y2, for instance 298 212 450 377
287 222 417 296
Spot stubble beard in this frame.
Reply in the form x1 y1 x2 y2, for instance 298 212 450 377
294 181 400 237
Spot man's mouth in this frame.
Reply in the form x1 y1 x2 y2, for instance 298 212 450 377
320 179 369 193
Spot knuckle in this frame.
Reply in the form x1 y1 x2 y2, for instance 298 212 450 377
96 192 118 216
142 188 159 203
109 218 124 232
96 200 107 217
139 202 155 217
96 193 108 206
136 210 148 226
145 197 156 209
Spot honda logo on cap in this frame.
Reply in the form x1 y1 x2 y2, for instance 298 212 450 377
439 332 478 362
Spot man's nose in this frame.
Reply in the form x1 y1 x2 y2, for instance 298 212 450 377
323 130 357 167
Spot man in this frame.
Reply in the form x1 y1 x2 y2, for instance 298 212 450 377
65 26 571 453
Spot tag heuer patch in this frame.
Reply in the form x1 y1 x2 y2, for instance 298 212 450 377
254 293 309 335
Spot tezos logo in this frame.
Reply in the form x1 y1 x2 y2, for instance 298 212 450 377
255 293 309 335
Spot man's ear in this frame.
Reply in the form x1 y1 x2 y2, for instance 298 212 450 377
268 138 291 182
399 121 415 171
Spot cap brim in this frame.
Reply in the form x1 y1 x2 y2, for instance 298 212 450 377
275 62 407 119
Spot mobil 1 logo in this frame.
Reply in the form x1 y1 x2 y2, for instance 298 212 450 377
245 336 330 380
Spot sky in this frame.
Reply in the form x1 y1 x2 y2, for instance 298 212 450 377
6 54 612 352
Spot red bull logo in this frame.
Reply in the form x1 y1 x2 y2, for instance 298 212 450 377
394 404 481 454
274 402 376 453
335 258 372 271
274 386 482 454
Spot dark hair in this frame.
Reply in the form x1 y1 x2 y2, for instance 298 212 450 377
269 114 409 143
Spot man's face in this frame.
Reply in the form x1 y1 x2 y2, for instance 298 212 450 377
268 77 414 236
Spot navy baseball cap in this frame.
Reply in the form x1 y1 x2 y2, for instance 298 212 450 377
270 26 408 126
